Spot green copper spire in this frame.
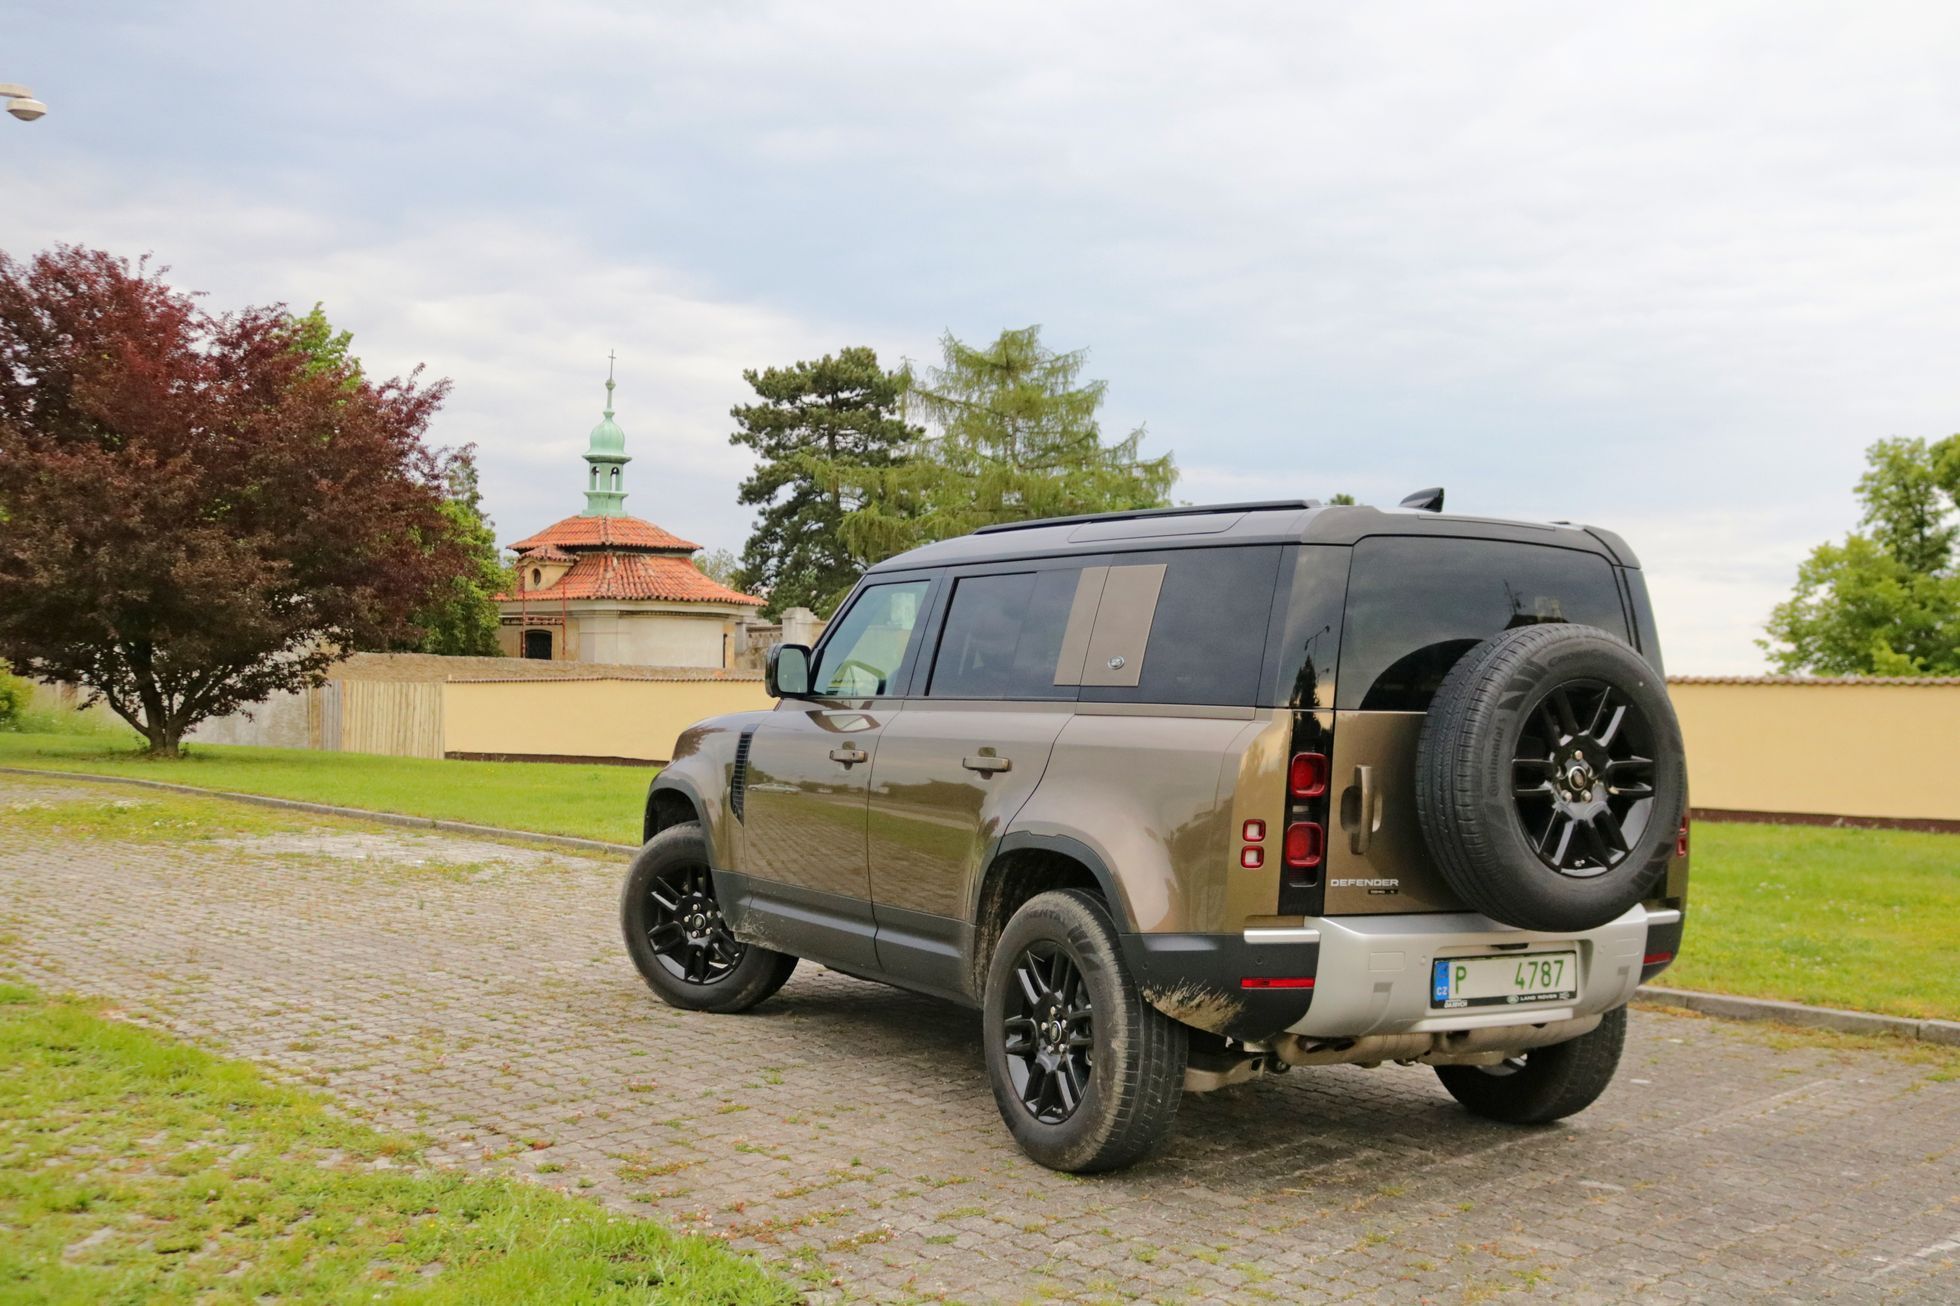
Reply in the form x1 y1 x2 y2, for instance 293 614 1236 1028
582 351 631 516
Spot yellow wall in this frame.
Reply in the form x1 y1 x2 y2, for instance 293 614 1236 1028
1668 681 1960 822
441 677 772 763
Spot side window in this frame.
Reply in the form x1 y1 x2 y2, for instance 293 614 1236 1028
812 580 930 697
928 568 1080 699
1337 538 1630 712
1268 545 1350 710
1077 546 1284 707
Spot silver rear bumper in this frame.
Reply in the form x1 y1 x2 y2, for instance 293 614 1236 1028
1274 905 1661 1039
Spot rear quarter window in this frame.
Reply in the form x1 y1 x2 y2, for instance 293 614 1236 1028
1337 537 1629 712
1079 545 1284 707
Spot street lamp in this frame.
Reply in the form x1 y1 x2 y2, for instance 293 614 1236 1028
1 83 47 122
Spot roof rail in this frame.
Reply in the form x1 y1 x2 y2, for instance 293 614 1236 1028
971 500 1317 536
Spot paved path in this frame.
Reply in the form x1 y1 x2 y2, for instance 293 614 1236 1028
2 775 1955 1303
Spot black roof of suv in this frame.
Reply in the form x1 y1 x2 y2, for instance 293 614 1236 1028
868 501 1641 573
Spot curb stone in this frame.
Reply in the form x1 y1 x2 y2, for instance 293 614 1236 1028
0 765 640 858
1638 984 1960 1047
8 765 1955 1046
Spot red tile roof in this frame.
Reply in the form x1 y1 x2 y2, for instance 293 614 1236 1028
498 552 762 606
510 514 702 554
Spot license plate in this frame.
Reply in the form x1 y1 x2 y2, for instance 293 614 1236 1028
1431 951 1578 1009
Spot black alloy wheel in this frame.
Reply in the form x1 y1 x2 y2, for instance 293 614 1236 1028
1510 679 1658 878
620 821 797 1014
999 941 1095 1125
642 860 745 984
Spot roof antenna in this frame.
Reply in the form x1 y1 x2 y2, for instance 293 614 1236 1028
1399 487 1445 513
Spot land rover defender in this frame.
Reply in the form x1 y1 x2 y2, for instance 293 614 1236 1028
621 497 1688 1172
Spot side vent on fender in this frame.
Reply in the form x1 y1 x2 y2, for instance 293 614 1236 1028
730 726 757 822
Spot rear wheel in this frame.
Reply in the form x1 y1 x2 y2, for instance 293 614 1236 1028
982 889 1186 1173
1433 1005 1627 1124
620 822 796 1014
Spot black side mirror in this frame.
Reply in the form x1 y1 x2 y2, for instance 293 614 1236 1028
766 643 812 698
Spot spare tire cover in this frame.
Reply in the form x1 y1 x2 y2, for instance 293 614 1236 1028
1413 623 1686 933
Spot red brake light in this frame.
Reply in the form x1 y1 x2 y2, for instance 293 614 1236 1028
1676 817 1690 859
1241 819 1266 843
1289 752 1329 798
1642 950 1675 967
1241 976 1315 989
1239 846 1264 870
1283 821 1324 869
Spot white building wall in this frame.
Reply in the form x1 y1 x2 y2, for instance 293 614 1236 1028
573 605 730 667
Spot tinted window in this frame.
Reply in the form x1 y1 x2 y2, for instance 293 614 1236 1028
813 580 930 696
1338 538 1628 711
1622 568 1664 674
1267 545 1350 710
1081 546 1283 707
929 569 1079 699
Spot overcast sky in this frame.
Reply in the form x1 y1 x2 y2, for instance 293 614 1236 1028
7 2 1959 671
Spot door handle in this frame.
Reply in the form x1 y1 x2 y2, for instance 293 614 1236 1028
1343 764 1382 854
829 747 868 765
962 755 1012 774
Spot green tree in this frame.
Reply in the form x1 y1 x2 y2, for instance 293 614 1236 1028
1762 436 1960 675
842 326 1176 559
406 448 511 656
728 347 918 617
1327 492 1357 505
0 658 29 729
283 302 363 386
692 547 742 589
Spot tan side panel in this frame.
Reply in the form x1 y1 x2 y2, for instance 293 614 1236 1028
1081 563 1166 688
1053 565 1109 686
1323 710 1463 915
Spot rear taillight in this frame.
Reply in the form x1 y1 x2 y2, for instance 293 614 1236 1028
1283 821 1324 869
1288 752 1329 798
1642 950 1675 967
1241 976 1315 990
1676 816 1690 859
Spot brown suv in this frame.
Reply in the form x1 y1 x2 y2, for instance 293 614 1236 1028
622 498 1689 1172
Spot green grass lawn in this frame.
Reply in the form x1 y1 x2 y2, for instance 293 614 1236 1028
5 732 1956 1021
1663 821 1959 1023
0 982 794 1305
0 733 649 845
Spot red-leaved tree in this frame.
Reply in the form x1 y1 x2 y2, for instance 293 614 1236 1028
0 246 465 756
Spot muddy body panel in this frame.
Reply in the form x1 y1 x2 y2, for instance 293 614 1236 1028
651 500 1688 1048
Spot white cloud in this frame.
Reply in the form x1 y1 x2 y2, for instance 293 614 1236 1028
1 166 913 554
9 0 1958 670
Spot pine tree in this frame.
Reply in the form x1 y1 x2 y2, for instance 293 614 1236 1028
841 326 1176 559
729 347 918 617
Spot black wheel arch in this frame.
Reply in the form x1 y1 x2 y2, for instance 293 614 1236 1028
643 775 707 845
970 832 1132 995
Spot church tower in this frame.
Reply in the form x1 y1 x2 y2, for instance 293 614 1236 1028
582 355 631 517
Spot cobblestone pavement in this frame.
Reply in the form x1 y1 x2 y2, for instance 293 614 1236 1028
2 775 1956 1303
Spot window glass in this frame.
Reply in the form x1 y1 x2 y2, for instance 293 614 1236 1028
1337 538 1628 711
1268 545 1350 709
929 569 1080 699
1080 546 1284 706
813 580 930 696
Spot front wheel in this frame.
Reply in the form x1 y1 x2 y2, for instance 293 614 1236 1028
982 889 1186 1173
620 822 796 1014
1433 1004 1627 1124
